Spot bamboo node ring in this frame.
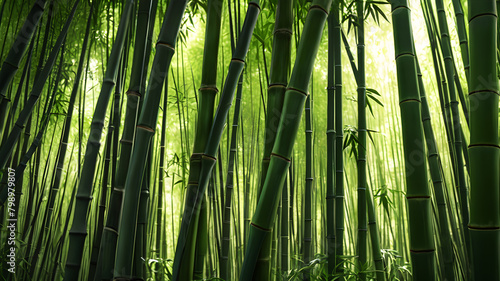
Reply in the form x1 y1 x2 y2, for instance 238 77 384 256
137 125 155 132
156 42 175 50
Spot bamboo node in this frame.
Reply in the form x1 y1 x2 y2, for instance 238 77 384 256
399 98 420 105
270 153 291 162
137 125 155 133
126 90 141 97
248 1 261 11
309 5 328 14
469 13 497 23
286 87 307 96
156 42 175 51
202 154 217 161
468 89 499 96
199 86 219 93
231 58 245 64
395 52 415 60
103 78 116 85
250 222 271 232
268 83 286 89
273 28 292 35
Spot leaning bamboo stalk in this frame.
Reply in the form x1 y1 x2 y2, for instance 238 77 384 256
451 0 469 84
189 0 225 277
389 0 436 279
435 0 471 260
112 0 188 279
366 176 386 281
47 0 93 231
171 2 260 279
62 1 132 280
94 0 155 279
0 0 79 171
0 0 48 107
220 74 243 280
416 60 455 281
253 0 292 277
239 0 332 279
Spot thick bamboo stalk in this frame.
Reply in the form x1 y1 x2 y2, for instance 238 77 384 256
389 0 436 279
62 1 132 280
172 2 259 279
468 1 500 279
94 1 155 279
112 0 188 279
239 1 332 279
253 0 292 277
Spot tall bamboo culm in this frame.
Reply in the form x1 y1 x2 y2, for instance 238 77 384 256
62 1 131 280
253 0 292 278
171 1 260 279
112 0 188 279
468 1 500 279
0 0 48 122
333 0 344 276
389 0 436 280
356 0 367 279
239 0 332 279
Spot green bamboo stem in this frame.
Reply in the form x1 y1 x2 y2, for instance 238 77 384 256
281 171 289 273
112 0 188 279
179 0 224 278
172 2 259 279
134 143 152 280
366 179 386 281
220 73 243 280
468 1 500 279
389 0 437 279
0 0 79 171
416 60 455 281
303 94 313 280
94 0 155 279
239 1 332 279
0 0 47 107
253 0 292 277
333 1 344 276
62 1 132 280
47 0 92 231
326 8 336 278
435 0 471 259
356 1 367 279
451 0 469 84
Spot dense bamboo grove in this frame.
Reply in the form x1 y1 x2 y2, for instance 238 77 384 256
0 0 498 280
